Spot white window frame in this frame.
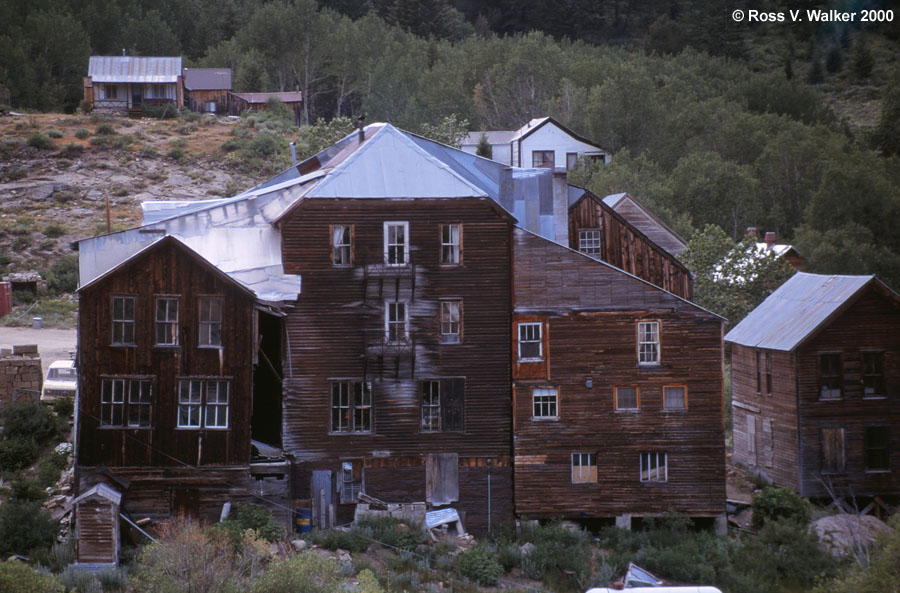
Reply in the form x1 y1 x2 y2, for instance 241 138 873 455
440 300 461 344
384 221 409 266
440 223 461 265
640 452 667 482
578 229 602 256
177 379 203 428
126 379 152 428
101 378 125 426
332 224 352 267
637 321 659 365
532 387 558 419
571 452 597 483
385 301 409 344
518 322 543 362
155 296 179 346
205 380 229 428
198 296 223 348
111 295 136 346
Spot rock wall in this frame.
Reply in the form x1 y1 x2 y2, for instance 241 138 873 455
0 344 42 406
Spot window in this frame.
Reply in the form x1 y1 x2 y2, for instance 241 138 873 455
112 295 135 345
532 387 558 418
440 224 461 265
532 150 554 168
822 428 846 473
420 378 464 432
104 84 118 99
341 461 363 503
637 322 659 365
640 452 667 482
332 225 352 266
571 452 597 483
101 378 151 427
155 297 179 346
198 297 222 347
566 152 578 170
385 301 409 343
765 352 772 395
177 379 229 429
663 386 686 410
578 230 602 256
864 427 890 472
440 300 461 344
331 381 372 433
384 221 409 266
755 350 761 393
819 353 842 399
863 352 885 397
615 386 639 410
518 322 543 361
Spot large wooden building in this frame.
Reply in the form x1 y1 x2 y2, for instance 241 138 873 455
726 273 900 499
75 122 725 545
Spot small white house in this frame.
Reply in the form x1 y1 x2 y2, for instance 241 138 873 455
462 117 609 169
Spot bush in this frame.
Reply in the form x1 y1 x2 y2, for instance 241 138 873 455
0 559 64 593
46 255 79 294
10 475 48 501
221 503 284 542
52 397 74 418
167 147 185 161
43 223 67 238
97 567 129 592
95 123 116 135
58 142 84 157
45 129 63 139
26 133 53 149
78 99 93 114
143 104 178 119
250 552 342 593
180 109 202 123
0 438 38 472
738 519 838 589
751 486 811 527
0 500 60 555
169 137 187 149
33 537 74 573
1 402 58 442
244 132 280 158
312 527 370 553
88 135 109 146
38 458 62 487
59 567 101 593
74 127 89 139
456 544 502 586
354 516 426 551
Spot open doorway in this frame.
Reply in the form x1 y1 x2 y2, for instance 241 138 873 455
252 311 283 447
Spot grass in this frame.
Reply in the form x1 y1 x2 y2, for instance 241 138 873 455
0 298 78 329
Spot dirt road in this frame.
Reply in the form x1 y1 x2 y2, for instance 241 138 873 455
0 327 77 375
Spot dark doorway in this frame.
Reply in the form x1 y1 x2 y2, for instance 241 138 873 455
131 85 143 106
252 311 283 447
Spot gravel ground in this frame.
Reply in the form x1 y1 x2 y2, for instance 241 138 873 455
0 326 77 375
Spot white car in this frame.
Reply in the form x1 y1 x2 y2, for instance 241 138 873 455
40 360 77 403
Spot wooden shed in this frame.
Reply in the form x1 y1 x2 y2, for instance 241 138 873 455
228 91 302 124
74 483 122 566
183 68 232 114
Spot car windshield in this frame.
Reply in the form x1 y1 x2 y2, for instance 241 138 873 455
48 368 76 380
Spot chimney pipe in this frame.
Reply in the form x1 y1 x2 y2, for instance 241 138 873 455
765 231 777 249
746 227 758 239
122 48 126 56
289 141 297 166
356 113 366 143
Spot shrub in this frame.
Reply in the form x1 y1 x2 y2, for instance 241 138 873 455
78 99 93 113
33 537 74 573
179 109 202 123
167 147 185 161
0 438 38 472
74 127 89 139
143 104 178 119
95 123 116 135
10 475 48 501
752 486 811 527
26 133 53 149
43 223 67 238
1 166 27 181
354 516 426 551
221 503 284 542
58 142 84 157
244 132 280 158
1 402 58 442
0 559 64 593
89 135 110 146
52 397 74 417
220 137 241 152
738 519 838 589
59 567 101 593
0 500 60 555
46 254 79 295
97 567 129 591
45 129 63 139
111 134 134 149
38 458 62 487
170 137 187 149
312 527 370 553
456 544 502 586
250 552 342 593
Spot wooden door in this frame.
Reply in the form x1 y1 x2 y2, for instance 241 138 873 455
311 470 333 528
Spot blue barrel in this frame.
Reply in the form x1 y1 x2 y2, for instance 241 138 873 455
294 508 311 533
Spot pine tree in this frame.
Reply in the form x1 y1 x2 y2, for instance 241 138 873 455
807 60 824 85
825 46 842 74
851 39 874 81
476 132 492 159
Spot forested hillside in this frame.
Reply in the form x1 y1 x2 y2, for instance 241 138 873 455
1 0 899 290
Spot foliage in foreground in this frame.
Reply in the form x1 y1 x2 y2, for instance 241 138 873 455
813 512 900 593
0 559 63 593
751 486 812 528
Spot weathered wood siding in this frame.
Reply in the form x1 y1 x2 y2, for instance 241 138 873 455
568 195 692 300
280 197 514 530
513 228 725 517
185 89 229 113
795 288 900 497
76 499 118 564
730 344 800 490
78 240 255 470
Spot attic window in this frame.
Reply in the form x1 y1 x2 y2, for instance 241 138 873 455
578 230 602 256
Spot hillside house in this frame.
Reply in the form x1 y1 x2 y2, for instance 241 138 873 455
183 68 232 114
726 273 900 499
462 117 609 169
74 122 724 547
750 230 804 270
84 56 183 113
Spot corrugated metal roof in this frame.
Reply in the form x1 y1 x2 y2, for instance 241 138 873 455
724 273 880 351
88 56 182 83
183 68 232 90
231 91 302 104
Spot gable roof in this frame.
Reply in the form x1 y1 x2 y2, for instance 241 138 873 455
183 68 232 91
601 193 687 255
510 116 603 150
88 56 182 83
724 273 899 351
73 483 122 506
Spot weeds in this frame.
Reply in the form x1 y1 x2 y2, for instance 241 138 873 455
27 133 54 150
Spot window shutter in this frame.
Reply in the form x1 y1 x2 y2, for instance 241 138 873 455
442 378 465 431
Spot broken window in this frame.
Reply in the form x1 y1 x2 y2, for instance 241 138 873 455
518 322 542 362
637 321 659 365
332 225 352 266
198 297 222 347
822 427 846 473
818 353 842 399
331 381 372 433
384 221 409 266
578 230 602 256
440 300 461 344
864 426 890 472
663 385 686 410
385 301 408 343
111 295 135 345
441 224 461 265
532 387 558 418
155 297 179 346
341 460 363 503
640 452 667 482
615 386 639 410
101 378 151 427
421 378 464 432
532 150 554 168
571 452 597 483
863 352 885 397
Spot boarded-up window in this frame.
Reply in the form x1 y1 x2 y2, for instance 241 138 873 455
746 415 757 464
571 452 597 483
822 428 846 473
426 453 459 504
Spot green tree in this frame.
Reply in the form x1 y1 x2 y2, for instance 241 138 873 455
851 38 874 81
874 66 900 156
297 116 356 158
416 113 469 147
475 132 492 159
0 501 60 556
0 559 63 593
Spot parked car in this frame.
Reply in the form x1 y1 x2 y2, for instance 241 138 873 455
40 359 77 403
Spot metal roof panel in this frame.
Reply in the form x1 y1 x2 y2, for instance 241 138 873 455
88 56 182 83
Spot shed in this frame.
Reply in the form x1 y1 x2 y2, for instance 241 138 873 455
183 68 232 114
74 483 122 566
228 91 303 124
